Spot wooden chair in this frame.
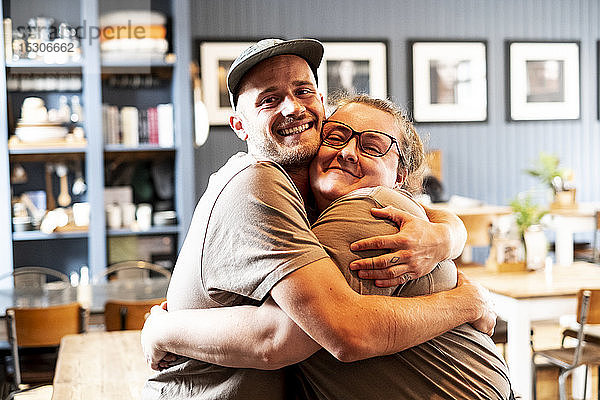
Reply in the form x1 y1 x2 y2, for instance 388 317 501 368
593 211 600 263
5 303 85 395
102 261 171 281
532 289 600 400
104 298 165 331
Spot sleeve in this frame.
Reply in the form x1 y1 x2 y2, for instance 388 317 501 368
311 194 399 296
202 162 329 306
311 187 456 297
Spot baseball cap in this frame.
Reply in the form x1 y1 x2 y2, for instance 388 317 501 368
227 38 324 109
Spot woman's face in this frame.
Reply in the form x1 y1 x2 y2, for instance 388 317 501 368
309 102 404 210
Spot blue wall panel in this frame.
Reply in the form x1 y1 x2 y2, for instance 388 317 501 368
191 0 599 205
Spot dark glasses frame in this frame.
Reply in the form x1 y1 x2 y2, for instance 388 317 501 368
321 119 402 159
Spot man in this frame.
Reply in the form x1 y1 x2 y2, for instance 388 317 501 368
143 38 495 399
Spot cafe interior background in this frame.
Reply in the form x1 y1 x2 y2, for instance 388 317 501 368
1 0 600 399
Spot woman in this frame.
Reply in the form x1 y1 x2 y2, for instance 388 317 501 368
142 94 512 399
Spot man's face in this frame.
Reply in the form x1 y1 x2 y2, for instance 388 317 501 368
233 55 325 167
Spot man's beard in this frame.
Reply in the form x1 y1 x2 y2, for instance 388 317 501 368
255 135 320 168
246 118 321 168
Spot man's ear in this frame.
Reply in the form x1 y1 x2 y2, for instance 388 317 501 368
230 114 248 141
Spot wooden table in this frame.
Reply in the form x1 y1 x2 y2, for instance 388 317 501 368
52 330 153 400
430 203 512 263
462 262 600 400
546 202 600 266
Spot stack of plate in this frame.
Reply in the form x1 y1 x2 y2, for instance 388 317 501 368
15 120 68 143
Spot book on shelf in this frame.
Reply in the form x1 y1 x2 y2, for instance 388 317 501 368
120 107 139 147
157 104 174 147
102 103 173 148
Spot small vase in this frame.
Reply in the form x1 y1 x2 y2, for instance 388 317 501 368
524 225 548 270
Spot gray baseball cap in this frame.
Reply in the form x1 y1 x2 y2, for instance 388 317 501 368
227 38 324 109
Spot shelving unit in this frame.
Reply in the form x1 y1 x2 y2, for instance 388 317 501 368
0 0 194 280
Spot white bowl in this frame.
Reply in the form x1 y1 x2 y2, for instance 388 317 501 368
15 126 68 143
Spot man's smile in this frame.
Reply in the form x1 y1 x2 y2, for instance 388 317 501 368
276 121 313 136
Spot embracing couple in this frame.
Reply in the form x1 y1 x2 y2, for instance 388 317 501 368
141 38 514 400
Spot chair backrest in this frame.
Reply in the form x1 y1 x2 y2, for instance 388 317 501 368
6 302 85 347
6 302 85 386
0 266 69 289
577 289 600 325
104 298 165 331
102 261 171 281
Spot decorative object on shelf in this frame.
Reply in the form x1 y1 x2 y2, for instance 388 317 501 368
410 40 487 122
198 40 254 125
10 164 28 184
3 18 12 60
190 61 209 147
6 16 81 64
136 203 153 231
15 97 68 143
317 40 388 108
99 10 169 63
9 97 86 149
55 163 71 207
72 202 90 227
71 160 86 196
6 73 82 92
526 152 577 210
507 41 580 121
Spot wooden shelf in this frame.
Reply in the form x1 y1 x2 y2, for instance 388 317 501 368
107 225 179 237
104 144 175 152
13 230 89 241
6 60 83 72
101 57 175 74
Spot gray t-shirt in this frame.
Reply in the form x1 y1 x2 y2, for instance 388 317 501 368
297 186 512 400
143 152 329 400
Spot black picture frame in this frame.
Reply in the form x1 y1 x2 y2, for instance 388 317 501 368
409 39 488 123
506 40 580 121
196 39 261 125
315 39 389 107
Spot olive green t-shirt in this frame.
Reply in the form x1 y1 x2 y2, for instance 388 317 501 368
297 186 512 400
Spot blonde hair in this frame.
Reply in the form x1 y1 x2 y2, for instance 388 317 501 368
331 94 425 194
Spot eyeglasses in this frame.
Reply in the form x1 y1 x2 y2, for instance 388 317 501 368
321 120 402 158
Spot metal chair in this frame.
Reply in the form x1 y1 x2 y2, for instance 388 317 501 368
104 298 165 331
532 289 600 400
5 303 85 398
101 261 171 281
0 267 69 289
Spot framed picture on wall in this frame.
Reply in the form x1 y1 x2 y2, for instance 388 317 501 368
409 40 488 123
507 41 580 121
317 41 388 107
198 40 255 125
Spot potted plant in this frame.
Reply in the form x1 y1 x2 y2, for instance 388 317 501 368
526 152 576 208
509 195 548 270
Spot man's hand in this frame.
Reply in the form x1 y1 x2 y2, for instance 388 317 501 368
141 303 188 370
455 272 496 336
349 206 453 287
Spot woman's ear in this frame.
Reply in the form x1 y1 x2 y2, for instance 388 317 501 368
230 114 248 141
395 169 408 189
